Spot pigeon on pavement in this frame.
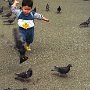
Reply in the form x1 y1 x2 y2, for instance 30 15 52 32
51 64 72 75
57 6 61 13
2 11 12 18
15 68 32 79
46 3 49 11
3 16 16 24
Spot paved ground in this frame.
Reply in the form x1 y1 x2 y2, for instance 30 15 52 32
0 0 90 90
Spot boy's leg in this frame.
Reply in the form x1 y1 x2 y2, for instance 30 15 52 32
18 29 28 63
19 45 28 64
25 29 34 51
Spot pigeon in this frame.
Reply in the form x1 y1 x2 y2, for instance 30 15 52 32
2 11 12 18
3 16 16 24
87 17 90 22
46 3 49 11
79 17 90 27
13 28 28 64
57 6 61 13
8 0 13 7
79 21 90 27
19 6 22 10
33 7 36 12
15 68 32 79
51 64 72 75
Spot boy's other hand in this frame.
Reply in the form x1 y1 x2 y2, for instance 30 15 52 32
14 0 20 4
46 19 49 22
42 16 49 22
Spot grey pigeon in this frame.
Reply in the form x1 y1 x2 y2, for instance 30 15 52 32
46 3 49 11
51 64 72 75
15 68 32 79
79 17 90 27
8 0 13 7
2 11 12 18
33 7 36 12
57 6 61 13
79 21 90 27
3 16 16 24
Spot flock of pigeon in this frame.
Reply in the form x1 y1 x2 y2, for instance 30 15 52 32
3 64 72 90
45 3 61 13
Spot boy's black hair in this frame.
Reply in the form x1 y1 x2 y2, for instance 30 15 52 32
22 0 33 8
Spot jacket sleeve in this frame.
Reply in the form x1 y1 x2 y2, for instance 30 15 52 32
11 6 21 16
34 12 43 20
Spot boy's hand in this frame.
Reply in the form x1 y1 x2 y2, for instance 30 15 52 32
42 17 49 22
12 0 20 7
45 19 49 22
14 0 20 4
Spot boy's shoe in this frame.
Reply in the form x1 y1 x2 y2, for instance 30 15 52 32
24 44 31 51
20 56 28 64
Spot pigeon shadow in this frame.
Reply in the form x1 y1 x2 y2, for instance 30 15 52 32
79 25 90 28
55 11 62 14
15 77 31 83
52 73 68 78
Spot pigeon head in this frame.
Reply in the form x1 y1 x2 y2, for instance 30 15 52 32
67 64 72 67
27 68 32 72
27 68 32 76
54 66 57 68
54 66 59 70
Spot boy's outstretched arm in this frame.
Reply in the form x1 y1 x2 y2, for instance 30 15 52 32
34 13 49 22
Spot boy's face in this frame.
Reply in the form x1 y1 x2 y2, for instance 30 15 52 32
22 6 32 15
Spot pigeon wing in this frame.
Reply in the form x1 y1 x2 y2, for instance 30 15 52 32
58 67 68 74
16 71 27 78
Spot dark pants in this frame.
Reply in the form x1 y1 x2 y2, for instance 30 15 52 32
19 27 34 45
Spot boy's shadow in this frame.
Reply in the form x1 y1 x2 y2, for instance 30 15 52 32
3 23 13 25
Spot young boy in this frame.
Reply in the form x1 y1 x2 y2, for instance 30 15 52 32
11 0 49 52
